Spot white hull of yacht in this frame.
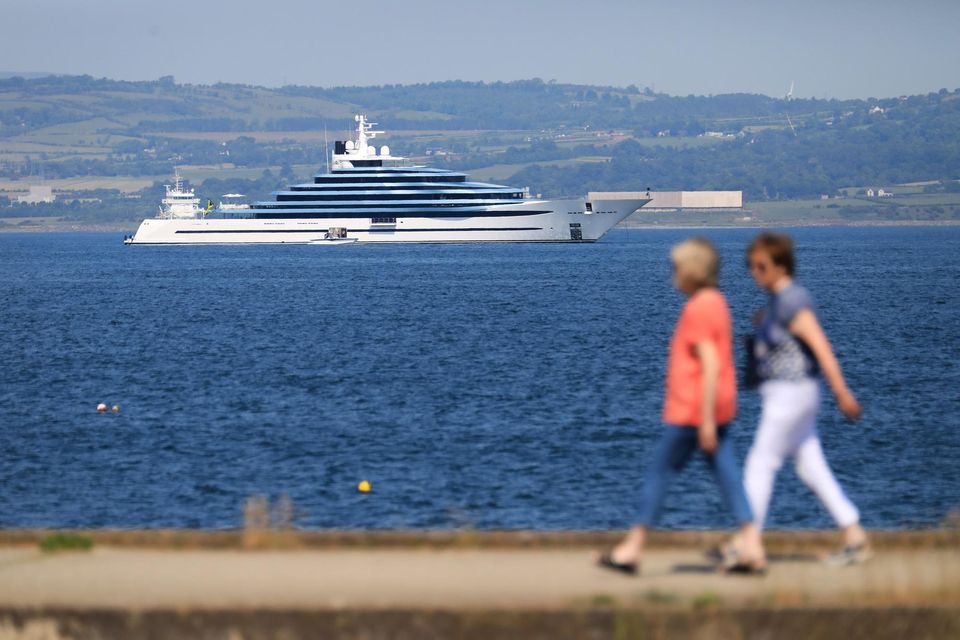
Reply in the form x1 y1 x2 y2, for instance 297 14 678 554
126 197 649 245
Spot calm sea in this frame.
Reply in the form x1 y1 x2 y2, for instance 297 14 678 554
1 227 958 530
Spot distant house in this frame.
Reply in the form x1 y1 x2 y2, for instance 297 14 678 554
820 194 830 200
700 131 736 140
869 106 885 115
866 188 876 197
17 185 55 204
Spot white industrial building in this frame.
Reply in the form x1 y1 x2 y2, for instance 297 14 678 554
588 190 742 212
642 191 743 210
17 185 56 204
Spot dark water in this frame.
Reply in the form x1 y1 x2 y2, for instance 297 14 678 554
1 228 958 530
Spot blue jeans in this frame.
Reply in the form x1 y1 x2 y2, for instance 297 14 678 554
636 425 754 527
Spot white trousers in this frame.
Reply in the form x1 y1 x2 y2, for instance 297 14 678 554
744 379 860 530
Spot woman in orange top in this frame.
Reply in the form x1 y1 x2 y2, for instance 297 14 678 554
597 237 766 575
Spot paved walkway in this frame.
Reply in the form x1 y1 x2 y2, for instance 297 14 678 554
1 546 957 610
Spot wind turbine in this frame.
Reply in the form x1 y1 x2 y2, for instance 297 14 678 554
784 81 797 136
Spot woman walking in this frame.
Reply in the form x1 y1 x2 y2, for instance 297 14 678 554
743 232 870 564
597 237 766 576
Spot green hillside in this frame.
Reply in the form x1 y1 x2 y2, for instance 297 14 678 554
1 75 959 227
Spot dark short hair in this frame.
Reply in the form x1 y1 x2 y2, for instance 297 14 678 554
748 232 795 276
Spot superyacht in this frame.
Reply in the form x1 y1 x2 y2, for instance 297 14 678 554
126 115 650 244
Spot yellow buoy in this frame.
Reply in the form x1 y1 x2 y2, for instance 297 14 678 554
357 480 372 493
96 403 108 413
111 405 121 413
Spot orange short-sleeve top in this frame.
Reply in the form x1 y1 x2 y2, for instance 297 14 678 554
662 288 737 427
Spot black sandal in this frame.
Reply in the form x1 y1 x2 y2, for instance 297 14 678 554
720 546 767 576
595 552 638 576
724 561 768 576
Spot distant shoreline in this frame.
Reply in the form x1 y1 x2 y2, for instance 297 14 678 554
618 219 960 230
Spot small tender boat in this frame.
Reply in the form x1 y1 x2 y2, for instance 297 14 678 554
308 227 356 245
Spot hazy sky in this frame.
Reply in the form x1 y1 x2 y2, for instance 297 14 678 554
3 0 959 98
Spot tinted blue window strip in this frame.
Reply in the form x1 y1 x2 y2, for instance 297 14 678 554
256 202 530 210
250 210 551 219
175 227 542 234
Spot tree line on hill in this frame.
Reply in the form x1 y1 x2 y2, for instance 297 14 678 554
509 107 960 199
1 75 959 202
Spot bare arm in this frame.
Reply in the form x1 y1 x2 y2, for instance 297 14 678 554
789 309 862 421
695 340 719 453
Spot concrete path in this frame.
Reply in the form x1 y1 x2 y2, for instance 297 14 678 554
0 546 957 610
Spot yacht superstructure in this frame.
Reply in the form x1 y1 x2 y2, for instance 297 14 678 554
158 171 203 219
217 193 250 212
126 115 650 244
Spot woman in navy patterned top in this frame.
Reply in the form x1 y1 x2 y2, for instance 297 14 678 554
743 232 871 566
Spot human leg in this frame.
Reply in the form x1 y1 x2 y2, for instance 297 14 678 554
795 431 872 564
707 427 766 568
708 427 755 526
743 382 807 529
635 426 699 527
794 430 861 531
608 427 698 566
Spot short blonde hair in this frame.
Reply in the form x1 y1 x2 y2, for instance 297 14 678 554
671 237 719 289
